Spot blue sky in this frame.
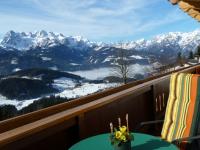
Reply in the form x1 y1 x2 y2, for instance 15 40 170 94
0 0 199 42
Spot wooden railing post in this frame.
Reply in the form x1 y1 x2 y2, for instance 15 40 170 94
78 114 86 140
151 85 156 121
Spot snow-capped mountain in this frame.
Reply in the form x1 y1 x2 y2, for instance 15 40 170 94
1 30 200 52
0 30 95 51
0 29 199 75
119 30 200 52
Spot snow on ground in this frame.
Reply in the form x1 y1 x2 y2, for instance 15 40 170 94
94 46 103 51
175 64 191 70
12 68 21 72
52 77 77 91
130 55 144 59
188 62 198 65
21 76 41 80
103 57 114 63
70 63 81 66
55 83 119 99
0 80 119 110
160 49 164 52
11 59 18 64
152 62 162 68
49 66 58 70
0 94 39 110
41 57 52 61
2 76 42 80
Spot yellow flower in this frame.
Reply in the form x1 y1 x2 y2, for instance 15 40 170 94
115 131 122 139
120 126 127 133
120 135 127 142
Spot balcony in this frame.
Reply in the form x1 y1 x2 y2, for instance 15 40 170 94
0 64 199 150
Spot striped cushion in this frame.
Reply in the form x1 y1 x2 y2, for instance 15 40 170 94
161 73 200 142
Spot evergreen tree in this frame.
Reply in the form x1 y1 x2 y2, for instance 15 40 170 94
177 52 182 59
188 51 194 59
195 45 200 61
177 52 184 67
196 45 200 56
0 105 17 121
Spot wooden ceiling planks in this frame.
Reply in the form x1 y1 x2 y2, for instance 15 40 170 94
170 0 200 21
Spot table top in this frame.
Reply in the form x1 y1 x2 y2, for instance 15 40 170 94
69 133 178 150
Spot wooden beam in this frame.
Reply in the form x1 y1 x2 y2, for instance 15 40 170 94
188 8 200 15
170 0 181 5
182 0 200 2
178 1 200 21
179 1 200 10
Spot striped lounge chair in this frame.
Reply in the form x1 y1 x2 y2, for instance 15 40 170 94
141 73 200 149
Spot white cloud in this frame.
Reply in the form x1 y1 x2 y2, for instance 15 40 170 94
136 8 187 33
0 0 189 41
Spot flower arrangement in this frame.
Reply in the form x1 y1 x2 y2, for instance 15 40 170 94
109 114 134 149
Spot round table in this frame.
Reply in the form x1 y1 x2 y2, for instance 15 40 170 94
69 133 178 150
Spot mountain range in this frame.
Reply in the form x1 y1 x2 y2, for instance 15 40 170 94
0 30 200 74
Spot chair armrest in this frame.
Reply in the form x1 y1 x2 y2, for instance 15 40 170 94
140 120 164 126
172 135 200 144
135 120 163 130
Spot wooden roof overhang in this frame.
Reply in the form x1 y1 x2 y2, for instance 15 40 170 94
170 0 200 21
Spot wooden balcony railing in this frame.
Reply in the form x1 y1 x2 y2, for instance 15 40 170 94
0 64 199 150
